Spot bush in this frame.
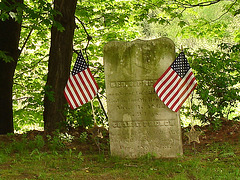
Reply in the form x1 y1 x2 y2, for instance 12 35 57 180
185 43 240 128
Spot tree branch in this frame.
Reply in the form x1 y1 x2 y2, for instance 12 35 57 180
176 0 221 8
19 27 34 55
13 96 31 101
211 0 237 22
74 16 93 63
14 54 48 79
75 16 92 44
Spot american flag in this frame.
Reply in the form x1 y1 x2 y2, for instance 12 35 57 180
64 51 99 109
153 52 197 112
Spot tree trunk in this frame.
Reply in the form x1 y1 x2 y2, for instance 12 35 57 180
43 0 77 132
0 0 23 135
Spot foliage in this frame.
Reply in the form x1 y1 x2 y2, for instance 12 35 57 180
13 55 47 131
185 43 240 128
207 142 236 158
2 134 45 154
64 94 107 128
63 0 141 128
180 1 240 40
78 132 88 143
0 50 14 63
46 134 66 151
11 0 52 131
0 0 239 131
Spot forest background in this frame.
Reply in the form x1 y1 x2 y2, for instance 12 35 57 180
0 0 239 134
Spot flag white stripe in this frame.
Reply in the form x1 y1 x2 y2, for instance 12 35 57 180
157 70 177 97
161 75 181 101
164 70 192 105
160 73 180 100
71 75 86 105
171 79 197 111
168 70 195 108
75 73 88 104
82 70 95 99
161 77 179 103
86 69 98 93
167 73 192 108
69 75 83 107
68 77 81 107
66 79 78 107
161 75 180 102
172 78 197 111
65 81 77 109
154 68 174 91
79 72 92 101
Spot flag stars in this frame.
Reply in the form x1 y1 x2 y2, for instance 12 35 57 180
171 52 190 78
72 52 89 76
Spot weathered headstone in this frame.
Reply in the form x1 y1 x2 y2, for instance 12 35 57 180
104 38 183 158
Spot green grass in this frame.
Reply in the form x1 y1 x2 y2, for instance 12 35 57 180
0 135 239 180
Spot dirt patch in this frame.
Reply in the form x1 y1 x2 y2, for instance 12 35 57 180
0 121 239 154
182 121 240 153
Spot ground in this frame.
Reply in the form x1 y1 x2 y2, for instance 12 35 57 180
0 121 239 179
182 120 240 154
0 120 239 154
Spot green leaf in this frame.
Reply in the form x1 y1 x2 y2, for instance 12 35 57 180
178 20 186 28
0 51 14 63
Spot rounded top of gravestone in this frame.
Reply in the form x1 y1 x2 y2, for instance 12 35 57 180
104 37 175 49
103 37 176 80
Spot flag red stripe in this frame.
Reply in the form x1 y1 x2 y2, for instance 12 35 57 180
77 72 88 104
68 77 81 108
65 79 78 109
165 70 193 107
177 73 195 102
82 69 94 100
86 68 99 92
74 74 88 104
155 69 173 96
159 72 179 100
72 75 85 105
85 69 96 95
64 89 74 109
162 76 182 102
158 70 183 105
174 82 197 112
154 66 197 112
169 75 196 111
80 71 94 101
155 70 176 97
154 67 172 87
172 80 197 112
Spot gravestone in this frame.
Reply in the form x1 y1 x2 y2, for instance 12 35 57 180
104 37 183 158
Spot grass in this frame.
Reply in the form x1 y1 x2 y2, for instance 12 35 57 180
1 152 239 180
0 134 239 180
